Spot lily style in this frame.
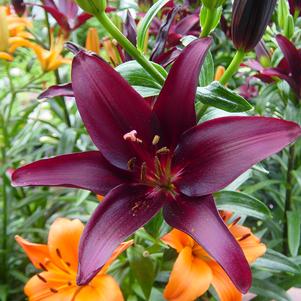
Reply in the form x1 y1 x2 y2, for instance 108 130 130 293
162 211 266 301
16 218 131 301
12 38 301 292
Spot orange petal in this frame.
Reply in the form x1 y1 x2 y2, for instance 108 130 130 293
76 275 124 301
86 28 100 54
15 235 50 270
161 229 194 252
48 218 84 272
0 51 13 60
231 224 267 263
210 261 242 301
24 271 76 301
214 66 226 81
100 240 133 274
97 195 104 202
164 247 212 301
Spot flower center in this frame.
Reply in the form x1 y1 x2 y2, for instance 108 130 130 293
124 131 177 195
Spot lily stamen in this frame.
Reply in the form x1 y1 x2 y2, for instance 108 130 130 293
123 130 142 144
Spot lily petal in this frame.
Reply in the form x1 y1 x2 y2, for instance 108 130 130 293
77 184 166 285
163 247 212 301
174 116 301 196
73 12 92 30
15 236 50 270
38 83 74 99
77 275 124 301
210 261 242 301
163 194 252 293
58 0 78 19
48 218 84 272
12 151 128 195
276 35 301 78
154 38 212 148
31 4 70 32
72 50 158 170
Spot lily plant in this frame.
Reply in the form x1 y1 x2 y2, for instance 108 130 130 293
12 38 301 294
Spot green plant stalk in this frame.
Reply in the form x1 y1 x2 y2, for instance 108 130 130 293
219 50 245 85
283 144 296 255
201 8 218 37
96 12 165 85
54 70 72 127
1 165 8 284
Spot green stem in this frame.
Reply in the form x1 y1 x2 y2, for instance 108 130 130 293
219 50 245 85
201 8 218 37
96 12 165 85
1 167 8 284
54 70 71 127
283 144 296 255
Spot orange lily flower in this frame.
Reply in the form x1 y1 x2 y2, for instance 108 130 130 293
16 218 132 301
86 27 100 54
0 5 32 61
162 212 266 301
9 33 71 72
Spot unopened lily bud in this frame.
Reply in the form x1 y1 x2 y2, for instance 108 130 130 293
0 7 9 52
75 0 106 15
202 0 226 9
231 0 276 52
214 66 225 81
85 28 100 54
11 0 26 17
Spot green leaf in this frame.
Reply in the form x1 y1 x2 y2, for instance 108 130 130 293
137 0 170 52
144 210 164 238
127 245 157 299
196 81 253 112
251 279 292 301
254 249 301 274
199 51 214 87
287 211 301 257
115 60 167 89
214 191 271 220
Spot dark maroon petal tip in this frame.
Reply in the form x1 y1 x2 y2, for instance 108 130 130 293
38 83 74 99
174 116 301 197
12 151 128 195
77 184 166 285
163 194 252 293
154 37 212 148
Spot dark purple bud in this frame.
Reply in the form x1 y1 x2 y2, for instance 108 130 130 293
11 0 26 16
231 0 276 52
123 10 137 61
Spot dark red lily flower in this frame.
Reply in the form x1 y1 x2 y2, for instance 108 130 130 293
289 0 301 16
150 7 200 49
248 35 301 99
30 0 113 35
11 0 26 16
12 39 301 291
231 0 276 52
